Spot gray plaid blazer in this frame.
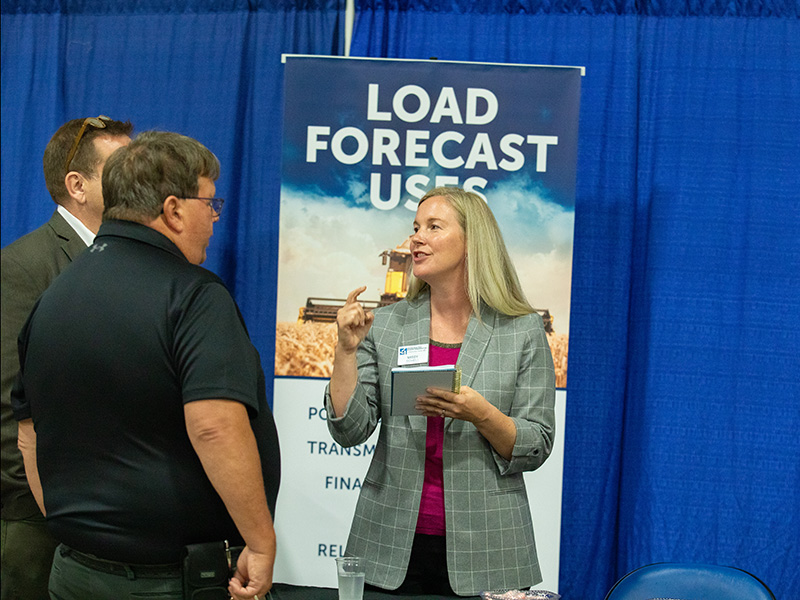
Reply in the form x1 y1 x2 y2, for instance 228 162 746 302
325 292 556 596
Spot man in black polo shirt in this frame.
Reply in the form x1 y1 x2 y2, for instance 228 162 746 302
12 130 280 600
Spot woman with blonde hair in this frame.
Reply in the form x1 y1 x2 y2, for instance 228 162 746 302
405 186 535 318
326 186 555 597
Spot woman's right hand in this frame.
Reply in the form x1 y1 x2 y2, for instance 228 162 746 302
336 286 375 354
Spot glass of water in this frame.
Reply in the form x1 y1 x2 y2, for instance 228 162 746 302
335 556 366 600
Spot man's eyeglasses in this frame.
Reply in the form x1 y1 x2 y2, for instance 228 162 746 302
183 197 225 216
64 115 112 172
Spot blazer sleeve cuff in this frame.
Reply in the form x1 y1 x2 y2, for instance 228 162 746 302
324 382 374 447
493 416 552 475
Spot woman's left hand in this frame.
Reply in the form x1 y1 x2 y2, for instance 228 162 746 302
417 385 517 459
415 385 492 424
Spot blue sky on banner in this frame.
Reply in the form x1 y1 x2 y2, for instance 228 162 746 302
277 57 580 331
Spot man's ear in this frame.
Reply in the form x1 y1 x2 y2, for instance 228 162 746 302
160 196 185 233
64 172 87 205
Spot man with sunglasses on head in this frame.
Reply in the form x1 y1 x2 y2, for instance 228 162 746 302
11 130 280 600
1 115 132 600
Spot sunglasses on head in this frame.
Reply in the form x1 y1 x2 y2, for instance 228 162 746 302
64 115 112 172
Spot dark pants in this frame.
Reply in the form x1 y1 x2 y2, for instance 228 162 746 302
0 515 59 600
366 533 456 596
48 544 183 600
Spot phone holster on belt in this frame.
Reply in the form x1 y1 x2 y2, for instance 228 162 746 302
182 540 230 600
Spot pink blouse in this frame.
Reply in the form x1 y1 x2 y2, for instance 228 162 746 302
415 342 461 536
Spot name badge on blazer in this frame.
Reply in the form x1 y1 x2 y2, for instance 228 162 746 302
398 343 428 366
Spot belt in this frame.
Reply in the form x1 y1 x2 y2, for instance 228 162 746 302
61 545 182 579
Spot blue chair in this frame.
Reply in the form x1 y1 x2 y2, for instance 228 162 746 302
603 562 776 600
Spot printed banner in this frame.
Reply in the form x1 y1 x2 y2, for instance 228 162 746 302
272 55 581 592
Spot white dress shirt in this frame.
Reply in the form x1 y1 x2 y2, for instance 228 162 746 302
57 205 95 247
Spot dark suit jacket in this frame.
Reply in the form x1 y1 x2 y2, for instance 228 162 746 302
326 292 556 596
1 210 88 519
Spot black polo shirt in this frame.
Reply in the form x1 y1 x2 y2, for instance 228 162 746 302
12 220 280 564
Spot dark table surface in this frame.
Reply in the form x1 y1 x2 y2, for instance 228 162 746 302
269 582 481 600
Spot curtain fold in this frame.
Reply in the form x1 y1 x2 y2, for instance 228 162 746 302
347 0 796 16
1 0 346 14
1 0 347 406
2 1 798 598
622 13 799 587
350 1 799 598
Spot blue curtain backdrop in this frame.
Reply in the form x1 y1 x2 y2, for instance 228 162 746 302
3 0 799 598
350 0 799 598
1 0 346 402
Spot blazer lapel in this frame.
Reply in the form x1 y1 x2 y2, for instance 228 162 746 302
400 299 430 352
456 304 495 389
401 296 431 433
442 305 494 432
48 210 89 261
400 296 496 431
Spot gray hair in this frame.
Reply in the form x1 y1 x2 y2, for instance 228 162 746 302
102 130 219 222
